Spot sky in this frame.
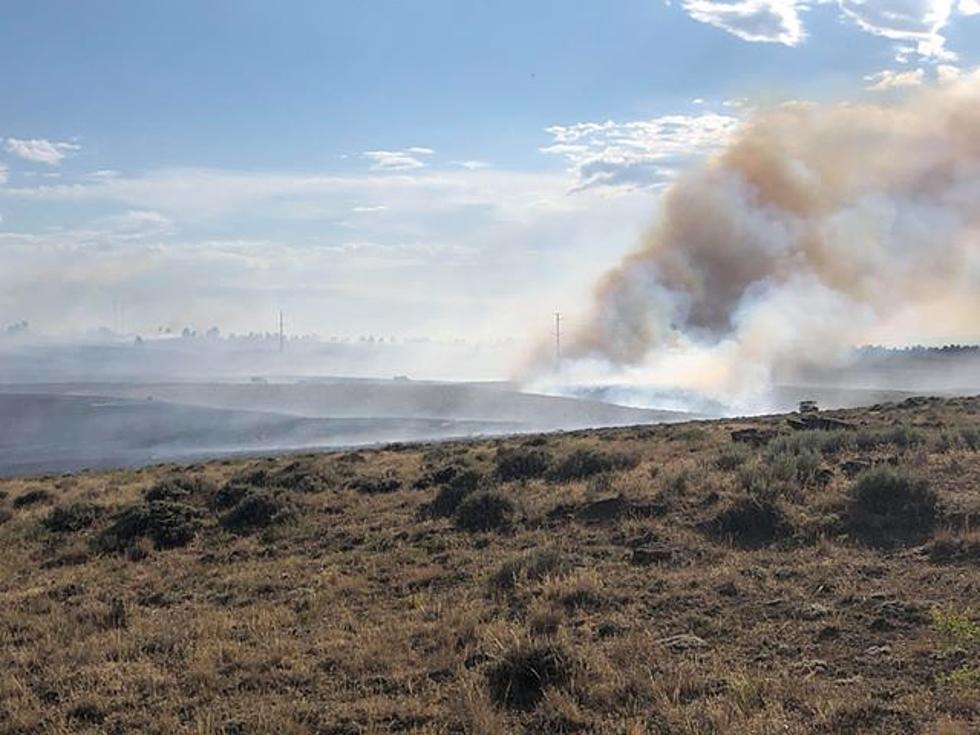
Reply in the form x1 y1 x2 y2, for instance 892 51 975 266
1 0 978 346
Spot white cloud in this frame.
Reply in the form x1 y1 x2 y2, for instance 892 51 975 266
5 138 80 165
680 0 976 60
682 0 806 45
351 204 389 213
453 160 492 170
864 67 926 90
542 113 740 192
0 164 7 185
936 63 962 82
838 0 957 60
363 147 435 171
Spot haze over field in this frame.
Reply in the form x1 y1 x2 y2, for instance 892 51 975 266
2 2 980 472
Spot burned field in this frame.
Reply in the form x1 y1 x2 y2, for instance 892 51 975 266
1 396 979 734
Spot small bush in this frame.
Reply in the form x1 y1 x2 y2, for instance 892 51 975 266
12 489 52 508
97 501 202 552
959 426 980 451
211 482 252 511
931 608 980 647
715 445 751 471
347 473 401 494
846 467 937 547
702 495 793 549
424 470 484 518
231 462 333 493
145 475 216 503
220 490 294 534
545 448 634 483
938 665 980 689
42 503 103 533
486 643 575 711
414 463 463 490
885 425 926 450
273 462 334 493
736 462 774 499
491 548 571 592
454 490 515 532
495 447 551 482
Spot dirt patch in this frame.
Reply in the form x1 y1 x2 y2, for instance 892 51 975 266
927 531 980 563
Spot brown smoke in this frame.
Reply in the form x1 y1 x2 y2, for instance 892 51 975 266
542 74 980 398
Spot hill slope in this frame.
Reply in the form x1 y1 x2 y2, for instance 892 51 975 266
1 396 978 733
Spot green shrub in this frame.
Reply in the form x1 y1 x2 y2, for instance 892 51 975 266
960 425 980 451
423 469 483 518
885 425 926 450
545 448 634 483
931 608 980 647
42 503 103 533
347 473 401 494
220 490 294 534
715 445 751 471
12 489 52 508
494 447 551 482
846 467 937 547
97 501 202 552
702 495 793 549
145 475 217 503
454 490 515 532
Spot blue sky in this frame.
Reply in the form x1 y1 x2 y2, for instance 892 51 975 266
1 1 978 342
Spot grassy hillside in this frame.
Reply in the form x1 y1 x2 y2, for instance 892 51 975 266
1 396 978 734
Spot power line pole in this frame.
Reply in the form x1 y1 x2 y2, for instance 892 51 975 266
554 311 562 371
278 310 284 354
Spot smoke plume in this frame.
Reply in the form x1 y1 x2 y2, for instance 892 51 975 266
538 74 980 402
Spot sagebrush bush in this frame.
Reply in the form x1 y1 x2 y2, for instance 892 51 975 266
486 643 575 711
454 490 515 532
494 447 551 482
42 503 103 533
545 448 634 483
220 489 294 533
145 475 216 503
715 445 751 471
97 501 202 552
423 469 483 518
703 495 792 549
846 467 937 547
12 489 52 508
347 473 401 494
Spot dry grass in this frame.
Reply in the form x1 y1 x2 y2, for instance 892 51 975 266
1 395 979 733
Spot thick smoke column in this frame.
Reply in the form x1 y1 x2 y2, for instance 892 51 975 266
546 74 980 400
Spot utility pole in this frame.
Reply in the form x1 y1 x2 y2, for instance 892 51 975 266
278 310 284 354
554 311 562 371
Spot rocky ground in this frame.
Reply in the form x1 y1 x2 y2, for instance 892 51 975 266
1 395 978 734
